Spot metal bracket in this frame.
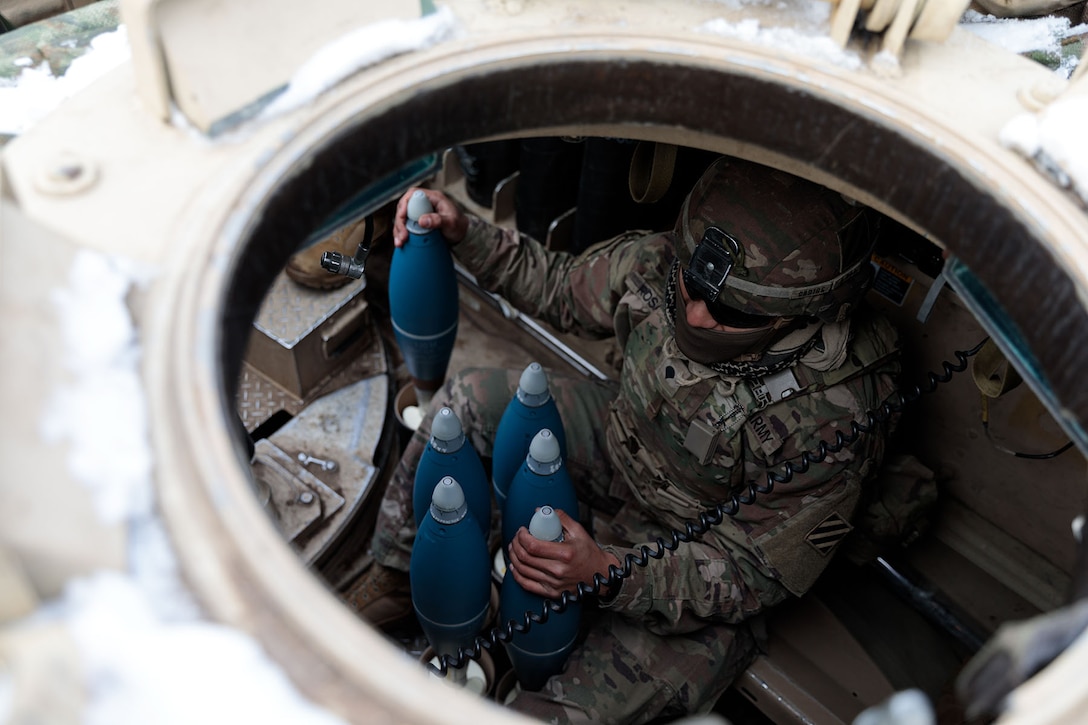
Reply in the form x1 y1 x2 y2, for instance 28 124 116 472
120 0 421 132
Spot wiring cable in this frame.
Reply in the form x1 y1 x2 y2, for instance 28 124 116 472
427 338 989 677
971 336 1074 460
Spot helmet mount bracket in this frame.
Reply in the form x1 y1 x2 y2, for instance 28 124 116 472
683 226 741 306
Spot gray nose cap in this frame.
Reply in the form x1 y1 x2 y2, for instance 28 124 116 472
430 407 465 454
516 362 552 407
406 190 434 234
407 189 433 222
527 429 562 475
429 476 467 524
529 505 563 542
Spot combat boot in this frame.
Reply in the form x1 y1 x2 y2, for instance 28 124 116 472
341 561 413 627
286 213 388 290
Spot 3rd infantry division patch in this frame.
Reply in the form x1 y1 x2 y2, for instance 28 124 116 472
805 512 852 555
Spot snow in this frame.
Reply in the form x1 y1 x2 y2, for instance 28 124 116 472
40 251 155 525
707 0 831 25
957 10 1088 206
259 6 460 119
1001 95 1088 206
697 17 863 71
67 572 344 725
962 10 1074 54
0 8 459 136
0 26 130 136
28 248 349 724
696 2 864 71
693 7 1088 209
960 9 1086 79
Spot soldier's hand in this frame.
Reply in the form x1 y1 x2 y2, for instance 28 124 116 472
507 509 621 600
392 187 469 247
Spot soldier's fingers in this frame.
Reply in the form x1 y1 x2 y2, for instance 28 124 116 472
511 529 550 572
418 211 443 230
518 530 573 566
429 191 469 243
512 530 569 582
512 566 559 599
416 189 448 221
553 509 588 541
512 528 553 567
509 550 562 595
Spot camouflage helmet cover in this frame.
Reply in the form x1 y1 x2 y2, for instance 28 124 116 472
676 157 876 323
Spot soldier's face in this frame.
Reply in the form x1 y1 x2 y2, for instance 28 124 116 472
678 270 774 333
678 272 725 330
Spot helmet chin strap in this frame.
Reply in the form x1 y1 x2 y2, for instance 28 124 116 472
665 261 819 377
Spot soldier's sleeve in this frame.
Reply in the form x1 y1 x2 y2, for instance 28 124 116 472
596 408 874 633
452 216 664 338
598 539 791 634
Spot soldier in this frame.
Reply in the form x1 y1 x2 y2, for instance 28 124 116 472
346 156 902 722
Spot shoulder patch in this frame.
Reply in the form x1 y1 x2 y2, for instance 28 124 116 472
805 512 853 556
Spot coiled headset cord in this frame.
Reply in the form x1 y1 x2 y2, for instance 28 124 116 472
429 338 989 677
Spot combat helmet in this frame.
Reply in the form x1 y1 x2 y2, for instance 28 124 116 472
676 157 877 324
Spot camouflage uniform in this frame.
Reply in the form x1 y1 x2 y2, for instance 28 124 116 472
370 158 901 723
